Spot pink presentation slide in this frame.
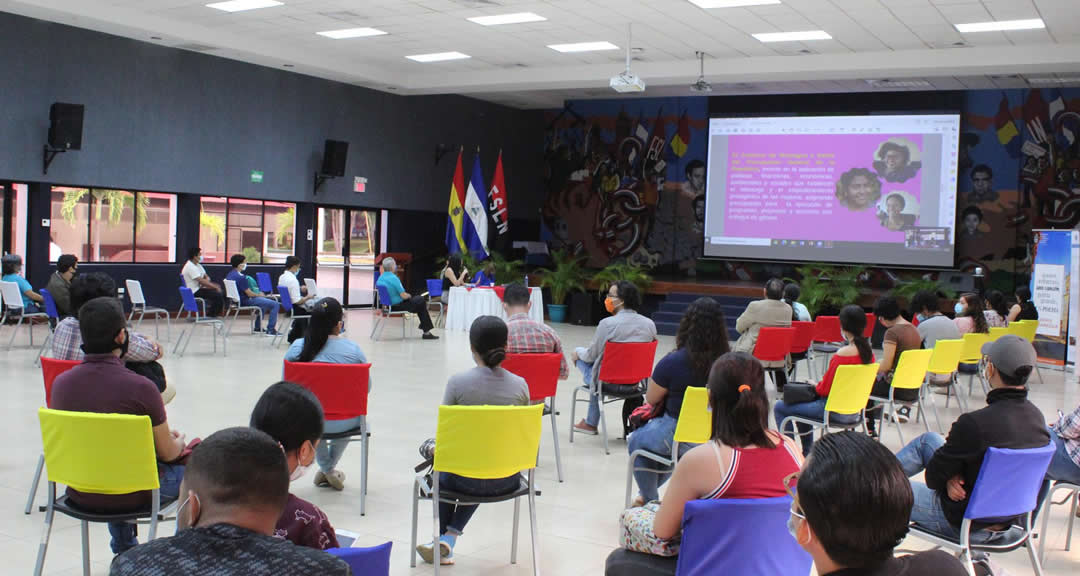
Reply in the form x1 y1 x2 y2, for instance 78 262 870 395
723 134 925 242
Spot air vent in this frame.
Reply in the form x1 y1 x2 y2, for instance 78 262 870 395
866 79 933 88
174 43 217 53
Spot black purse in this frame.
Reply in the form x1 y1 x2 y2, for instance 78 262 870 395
783 383 818 404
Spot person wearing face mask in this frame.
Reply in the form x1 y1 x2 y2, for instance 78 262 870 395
50 297 187 555
911 290 960 349
225 254 280 336
279 255 316 342
181 247 224 317
45 254 78 318
953 292 989 336
285 297 368 491
250 381 340 550
571 281 657 435
110 427 350 576
788 431 967 576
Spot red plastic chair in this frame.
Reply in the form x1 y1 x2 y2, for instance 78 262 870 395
502 353 564 482
811 316 844 372
864 313 876 339
283 361 372 514
789 321 815 381
571 340 658 454
26 357 81 515
753 327 795 363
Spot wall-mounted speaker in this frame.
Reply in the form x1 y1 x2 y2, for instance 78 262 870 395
321 139 348 177
48 103 84 150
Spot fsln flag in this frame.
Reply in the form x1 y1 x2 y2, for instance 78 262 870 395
445 149 467 254
671 110 691 157
995 95 1021 158
488 151 510 236
463 153 490 260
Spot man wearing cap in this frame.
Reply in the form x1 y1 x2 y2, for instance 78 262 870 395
893 335 1049 540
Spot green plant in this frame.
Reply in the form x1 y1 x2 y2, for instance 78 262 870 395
488 252 525 285
592 260 653 300
786 263 866 316
274 206 295 247
537 249 588 306
242 246 262 264
891 275 956 305
200 212 225 249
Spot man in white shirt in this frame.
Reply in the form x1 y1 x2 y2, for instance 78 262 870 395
181 247 224 317
279 256 315 342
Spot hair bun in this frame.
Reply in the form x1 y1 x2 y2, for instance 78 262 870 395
484 347 506 367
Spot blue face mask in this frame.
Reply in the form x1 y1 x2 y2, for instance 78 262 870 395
787 514 802 543
916 313 926 323
954 302 965 315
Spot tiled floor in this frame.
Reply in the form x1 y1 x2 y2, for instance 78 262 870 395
2 310 1079 575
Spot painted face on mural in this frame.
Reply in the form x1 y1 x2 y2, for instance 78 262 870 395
849 175 874 207
964 212 981 235
972 171 992 196
688 166 705 192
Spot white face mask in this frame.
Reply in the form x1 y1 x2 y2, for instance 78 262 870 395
290 461 311 482
239 263 247 272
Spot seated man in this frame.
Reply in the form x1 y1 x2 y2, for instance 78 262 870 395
46 254 78 318
226 254 279 336
1 253 44 313
110 427 350 576
866 295 922 433
733 278 792 388
502 282 568 380
50 297 187 555
181 247 224 317
912 289 961 349
376 256 437 340
278 256 315 342
1048 403 1080 485
895 335 1049 540
572 281 657 435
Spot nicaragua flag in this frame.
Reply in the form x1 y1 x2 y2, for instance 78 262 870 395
463 154 490 260
445 149 467 254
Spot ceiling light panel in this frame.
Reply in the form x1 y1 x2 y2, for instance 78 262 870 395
317 28 387 39
467 12 547 26
753 30 831 42
547 41 619 53
955 19 1045 33
206 0 282 13
688 0 782 8
406 51 471 63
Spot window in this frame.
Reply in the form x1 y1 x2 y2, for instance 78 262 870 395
199 197 295 265
49 186 177 263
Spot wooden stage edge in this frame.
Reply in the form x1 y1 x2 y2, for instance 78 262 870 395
643 279 764 298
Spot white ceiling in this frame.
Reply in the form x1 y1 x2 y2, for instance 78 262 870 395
3 0 1080 109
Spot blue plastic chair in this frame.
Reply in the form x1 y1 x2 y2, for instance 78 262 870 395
426 279 444 327
176 274 206 320
327 542 392 576
371 283 410 341
173 287 225 357
34 289 61 366
256 272 274 295
273 285 310 348
908 443 1055 576
675 496 812 576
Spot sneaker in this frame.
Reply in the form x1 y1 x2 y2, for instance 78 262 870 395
422 332 439 340
266 329 279 337
325 469 346 491
313 470 329 488
416 540 454 565
573 420 598 435
883 409 910 424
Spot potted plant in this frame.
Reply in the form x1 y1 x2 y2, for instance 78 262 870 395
592 260 653 300
537 249 587 323
892 274 956 310
786 263 865 316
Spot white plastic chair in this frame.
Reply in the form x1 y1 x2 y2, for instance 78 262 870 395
223 279 264 337
0 280 48 350
125 280 171 341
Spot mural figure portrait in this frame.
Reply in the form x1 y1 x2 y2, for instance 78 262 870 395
834 167 882 211
968 164 998 204
960 205 984 240
877 192 918 231
873 140 922 183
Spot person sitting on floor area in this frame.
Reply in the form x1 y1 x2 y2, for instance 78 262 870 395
1008 285 1039 323
417 315 530 566
1 253 44 313
773 305 875 457
895 335 1049 541
45 253 78 318
109 427 350 576
181 246 224 317
627 297 729 506
734 277 793 389
226 253 279 336
285 297 368 492
250 381 340 550
503 282 569 380
1048 402 1080 485
376 256 438 340
790 432 968 576
51 296 188 555
572 280 657 435
865 295 922 435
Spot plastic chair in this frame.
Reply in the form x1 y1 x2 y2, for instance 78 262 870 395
1010 321 1043 383
1 280 48 350
624 386 711 507
273 285 310 348
960 333 991 396
867 349 934 445
328 542 392 576
256 272 279 299
908 443 1055 576
988 326 1009 341
1038 482 1079 563
789 321 816 381
426 279 444 328
811 316 843 372
371 283 411 341
223 279 264 337
34 408 178 576
175 274 206 321
779 363 879 444
502 353 565 482
927 338 966 413
864 313 876 339
410 404 544 576
284 361 372 515
125 279 170 341
25 358 80 515
33 289 60 366
675 497 813 576
570 340 659 455
173 287 226 357
752 326 795 389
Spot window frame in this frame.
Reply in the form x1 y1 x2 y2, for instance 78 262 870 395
199 195 296 265
48 185 178 264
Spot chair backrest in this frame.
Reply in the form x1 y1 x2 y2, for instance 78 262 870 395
277 285 295 311
38 408 160 494
375 283 393 310
433 404 543 479
426 279 443 298
673 387 711 444
223 278 241 303
597 340 659 385
753 327 795 363
0 280 23 310
40 357 80 408
864 313 876 338
1010 320 1038 342
283 361 370 420
179 286 200 314
964 443 1055 521
125 279 146 306
812 316 842 343
40 288 59 319
988 326 1009 341
789 321 814 354
304 278 318 297
927 338 964 375
501 353 561 401
256 272 273 294
675 497 813 576
327 542 392 576
960 332 990 364
823 363 879 415
890 349 933 391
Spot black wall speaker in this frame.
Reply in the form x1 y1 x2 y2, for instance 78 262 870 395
320 139 348 177
48 103 84 150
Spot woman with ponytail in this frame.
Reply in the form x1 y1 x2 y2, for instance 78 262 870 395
284 297 368 491
417 315 530 566
773 305 875 456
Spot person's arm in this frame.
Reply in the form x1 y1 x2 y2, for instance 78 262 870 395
196 275 219 291
735 303 753 334
653 448 712 539
878 340 896 375
152 421 185 463
552 334 570 380
578 320 611 364
1007 304 1021 323
1055 405 1080 440
19 278 44 303
441 377 458 406
645 378 668 406
284 339 303 362
925 414 978 493
124 333 162 362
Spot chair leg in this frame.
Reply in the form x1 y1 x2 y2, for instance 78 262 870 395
360 423 369 516
164 312 171 343
432 477 441 576
598 392 610 455
1025 512 1045 576
33 490 55 576
80 521 90 576
511 495 521 564
8 316 23 349
549 401 564 483
625 452 636 508
890 401 905 446
568 388 579 444
24 453 44 514
410 477 420 568
528 471 540 576
1068 491 1078 551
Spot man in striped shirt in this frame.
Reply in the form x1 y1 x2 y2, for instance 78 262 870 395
1049 404 1080 485
502 283 568 380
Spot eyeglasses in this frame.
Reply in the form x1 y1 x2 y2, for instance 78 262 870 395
783 471 805 520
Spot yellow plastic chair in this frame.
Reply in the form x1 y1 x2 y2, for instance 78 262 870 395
867 349 935 445
988 326 1009 342
779 363 879 445
1010 321 1044 383
960 333 991 396
411 404 543 576
34 408 175 576
927 338 968 413
624 387 711 507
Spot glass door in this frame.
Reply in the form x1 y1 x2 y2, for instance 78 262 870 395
0 182 28 259
347 210 378 306
316 207 346 303
316 207 380 307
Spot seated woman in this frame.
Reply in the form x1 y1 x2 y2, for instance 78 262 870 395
953 292 989 336
1 254 44 313
1008 286 1038 322
627 297 729 506
285 297 368 491
416 315 530 567
983 289 1009 328
605 353 802 575
472 260 496 286
773 305 875 456
783 283 811 322
441 253 468 303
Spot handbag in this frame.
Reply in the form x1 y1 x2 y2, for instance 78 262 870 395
783 382 818 404
619 501 680 556
628 402 663 433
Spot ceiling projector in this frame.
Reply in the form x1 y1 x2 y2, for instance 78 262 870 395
610 71 646 93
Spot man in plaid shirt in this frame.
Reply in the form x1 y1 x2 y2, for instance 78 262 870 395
502 283 568 380
50 272 163 364
1049 403 1080 485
